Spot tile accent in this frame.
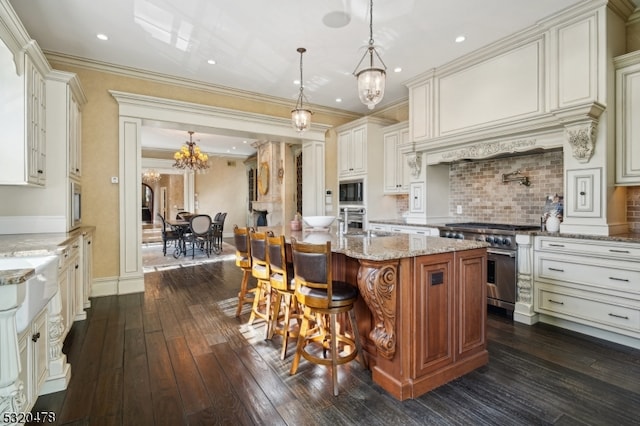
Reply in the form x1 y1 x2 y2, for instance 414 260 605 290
628 186 640 232
449 151 564 224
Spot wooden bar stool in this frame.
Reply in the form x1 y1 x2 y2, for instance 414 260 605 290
289 238 367 396
267 234 299 359
233 225 254 317
247 229 274 339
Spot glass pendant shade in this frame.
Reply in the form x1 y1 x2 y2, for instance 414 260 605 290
292 107 312 132
356 66 386 110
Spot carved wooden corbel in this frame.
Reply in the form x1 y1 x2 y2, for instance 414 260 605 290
565 121 597 163
357 259 398 360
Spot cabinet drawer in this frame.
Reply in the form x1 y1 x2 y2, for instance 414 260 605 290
537 287 640 333
535 254 640 295
536 236 640 260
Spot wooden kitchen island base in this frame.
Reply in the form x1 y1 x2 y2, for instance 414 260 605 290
337 247 488 401
265 227 489 401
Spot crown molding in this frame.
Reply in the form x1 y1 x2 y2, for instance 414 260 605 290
44 51 362 122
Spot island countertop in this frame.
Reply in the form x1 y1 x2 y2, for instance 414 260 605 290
259 226 488 261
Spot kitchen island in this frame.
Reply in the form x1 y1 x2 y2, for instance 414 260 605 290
262 226 489 400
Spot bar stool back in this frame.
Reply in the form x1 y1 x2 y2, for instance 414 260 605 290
267 234 298 359
233 225 253 317
247 229 274 338
289 238 367 396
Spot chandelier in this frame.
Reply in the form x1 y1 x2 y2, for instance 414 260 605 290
142 168 161 184
292 47 312 132
353 0 387 110
173 131 210 172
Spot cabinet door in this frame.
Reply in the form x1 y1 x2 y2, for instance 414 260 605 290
338 130 352 176
616 63 640 184
455 249 487 359
32 308 48 393
383 132 400 192
69 95 82 178
83 234 93 308
26 59 46 186
18 330 31 409
350 126 367 175
399 128 410 191
412 253 454 378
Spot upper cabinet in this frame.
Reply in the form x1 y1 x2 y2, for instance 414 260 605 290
383 122 410 194
337 124 367 178
336 116 394 180
0 46 49 186
615 51 640 185
47 70 87 181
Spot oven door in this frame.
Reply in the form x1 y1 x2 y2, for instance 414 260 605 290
487 249 516 310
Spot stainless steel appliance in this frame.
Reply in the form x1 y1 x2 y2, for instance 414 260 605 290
339 180 364 203
339 206 366 230
70 181 82 230
439 222 538 315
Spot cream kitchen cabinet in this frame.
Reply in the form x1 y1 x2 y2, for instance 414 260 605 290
337 125 367 177
58 238 81 335
615 51 640 185
383 123 410 194
0 48 48 186
47 70 87 232
81 229 93 309
17 307 48 412
336 116 392 179
533 236 640 346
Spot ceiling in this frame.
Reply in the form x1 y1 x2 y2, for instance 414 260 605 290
9 0 590 158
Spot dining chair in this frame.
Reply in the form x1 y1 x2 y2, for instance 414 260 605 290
233 225 255 317
157 213 181 256
267 234 299 359
183 214 213 258
289 238 367 396
247 229 274 339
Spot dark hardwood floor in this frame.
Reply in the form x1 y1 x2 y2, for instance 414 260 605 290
29 246 640 425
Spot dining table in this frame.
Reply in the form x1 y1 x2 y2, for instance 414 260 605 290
167 218 222 258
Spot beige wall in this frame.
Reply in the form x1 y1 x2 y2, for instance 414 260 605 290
46 60 406 280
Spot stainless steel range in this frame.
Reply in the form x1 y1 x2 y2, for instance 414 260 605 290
439 222 539 315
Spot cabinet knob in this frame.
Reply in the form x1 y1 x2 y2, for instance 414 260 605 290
579 191 586 196
37 170 43 174
32 332 40 342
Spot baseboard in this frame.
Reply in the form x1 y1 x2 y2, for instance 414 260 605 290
40 364 71 395
91 275 145 296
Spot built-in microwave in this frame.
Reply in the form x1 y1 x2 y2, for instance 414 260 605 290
339 179 364 203
70 181 82 230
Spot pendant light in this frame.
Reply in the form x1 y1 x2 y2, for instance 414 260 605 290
353 0 386 110
291 47 312 133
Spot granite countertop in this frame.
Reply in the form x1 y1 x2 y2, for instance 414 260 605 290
0 268 35 286
260 226 488 261
0 226 95 258
369 219 640 244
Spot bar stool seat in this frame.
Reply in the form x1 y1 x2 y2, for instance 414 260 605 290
289 238 367 396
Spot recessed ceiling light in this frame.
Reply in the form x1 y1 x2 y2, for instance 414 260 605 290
97 33 109 41
394 67 402 73
243 140 247 144
455 35 466 43
293 79 301 85
335 98 342 103
207 59 216 65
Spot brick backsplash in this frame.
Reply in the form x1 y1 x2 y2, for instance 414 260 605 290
628 186 640 232
449 151 563 224
394 151 640 230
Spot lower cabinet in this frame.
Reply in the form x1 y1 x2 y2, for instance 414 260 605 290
58 238 81 336
412 249 487 380
18 308 48 412
534 236 640 343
